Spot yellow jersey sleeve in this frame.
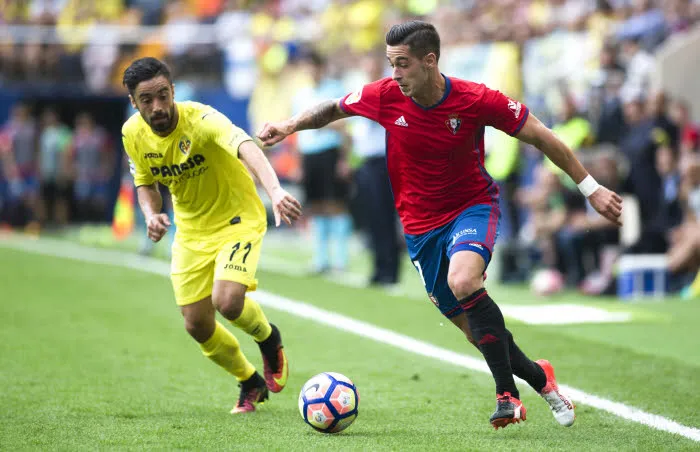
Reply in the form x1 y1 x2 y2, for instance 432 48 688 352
122 126 155 187
199 108 253 158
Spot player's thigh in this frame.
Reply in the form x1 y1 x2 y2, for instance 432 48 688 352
213 228 264 292
447 251 488 298
405 228 463 319
446 203 501 294
171 239 216 306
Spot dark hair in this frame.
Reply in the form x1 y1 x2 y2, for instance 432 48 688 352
385 21 440 61
122 57 172 94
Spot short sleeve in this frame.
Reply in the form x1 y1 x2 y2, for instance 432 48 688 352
479 87 529 136
339 78 386 122
122 130 154 187
200 108 252 158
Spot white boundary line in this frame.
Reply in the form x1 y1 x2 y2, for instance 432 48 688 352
2 236 699 443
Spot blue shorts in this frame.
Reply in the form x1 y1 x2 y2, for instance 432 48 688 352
405 203 500 319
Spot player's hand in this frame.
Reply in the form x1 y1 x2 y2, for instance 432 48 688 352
588 186 623 227
257 121 295 147
271 186 302 227
146 213 171 242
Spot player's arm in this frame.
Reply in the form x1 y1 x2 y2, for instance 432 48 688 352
123 130 170 242
257 99 351 147
515 114 623 226
136 182 171 243
238 140 302 227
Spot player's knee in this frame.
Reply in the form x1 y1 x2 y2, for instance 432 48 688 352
447 271 483 300
183 314 215 342
212 285 247 320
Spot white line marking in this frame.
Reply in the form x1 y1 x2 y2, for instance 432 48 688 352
500 304 632 325
262 245 633 324
1 236 698 442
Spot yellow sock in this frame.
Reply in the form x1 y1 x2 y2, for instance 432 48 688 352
231 297 272 342
200 321 255 381
690 271 700 297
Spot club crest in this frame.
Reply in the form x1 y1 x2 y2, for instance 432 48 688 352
178 136 191 155
445 114 462 135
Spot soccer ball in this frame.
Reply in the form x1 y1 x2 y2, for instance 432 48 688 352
298 372 359 434
530 268 565 296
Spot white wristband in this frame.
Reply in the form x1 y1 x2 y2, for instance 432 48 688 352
577 174 600 197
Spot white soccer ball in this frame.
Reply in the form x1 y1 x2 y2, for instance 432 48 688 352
298 372 359 434
530 268 565 296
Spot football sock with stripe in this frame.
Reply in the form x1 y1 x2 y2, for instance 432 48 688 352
200 321 256 381
231 297 272 343
462 289 519 398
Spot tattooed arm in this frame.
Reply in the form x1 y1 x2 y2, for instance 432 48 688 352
257 99 350 146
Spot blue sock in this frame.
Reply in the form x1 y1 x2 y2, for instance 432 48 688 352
330 214 352 270
312 216 331 271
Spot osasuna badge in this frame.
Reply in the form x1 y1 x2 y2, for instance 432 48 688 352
345 87 363 105
178 136 191 155
445 113 462 135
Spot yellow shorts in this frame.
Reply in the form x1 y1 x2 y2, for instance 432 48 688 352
171 227 265 306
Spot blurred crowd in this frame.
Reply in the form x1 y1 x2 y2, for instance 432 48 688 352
1 0 700 295
2 0 699 91
0 104 115 230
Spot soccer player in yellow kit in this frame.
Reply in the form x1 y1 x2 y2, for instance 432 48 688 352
121 57 302 414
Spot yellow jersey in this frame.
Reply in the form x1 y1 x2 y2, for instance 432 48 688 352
122 101 266 238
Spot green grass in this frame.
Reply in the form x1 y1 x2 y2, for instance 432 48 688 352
1 241 699 450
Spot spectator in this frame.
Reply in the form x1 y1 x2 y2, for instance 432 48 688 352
351 52 401 287
619 37 655 98
646 90 679 149
516 164 570 274
292 50 351 274
669 99 699 161
2 103 40 226
67 112 113 223
667 157 700 272
627 143 683 254
619 96 663 227
590 44 627 145
37 107 72 227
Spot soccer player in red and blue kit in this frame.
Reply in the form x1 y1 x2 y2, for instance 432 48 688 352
259 21 623 429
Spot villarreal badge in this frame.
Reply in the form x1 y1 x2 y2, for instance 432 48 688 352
445 113 461 135
178 136 192 155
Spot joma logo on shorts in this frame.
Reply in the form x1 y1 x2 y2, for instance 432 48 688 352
150 154 205 177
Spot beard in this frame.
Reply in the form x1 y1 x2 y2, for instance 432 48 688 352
149 105 175 132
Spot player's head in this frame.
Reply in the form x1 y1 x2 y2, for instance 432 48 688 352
123 57 176 134
385 21 440 98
